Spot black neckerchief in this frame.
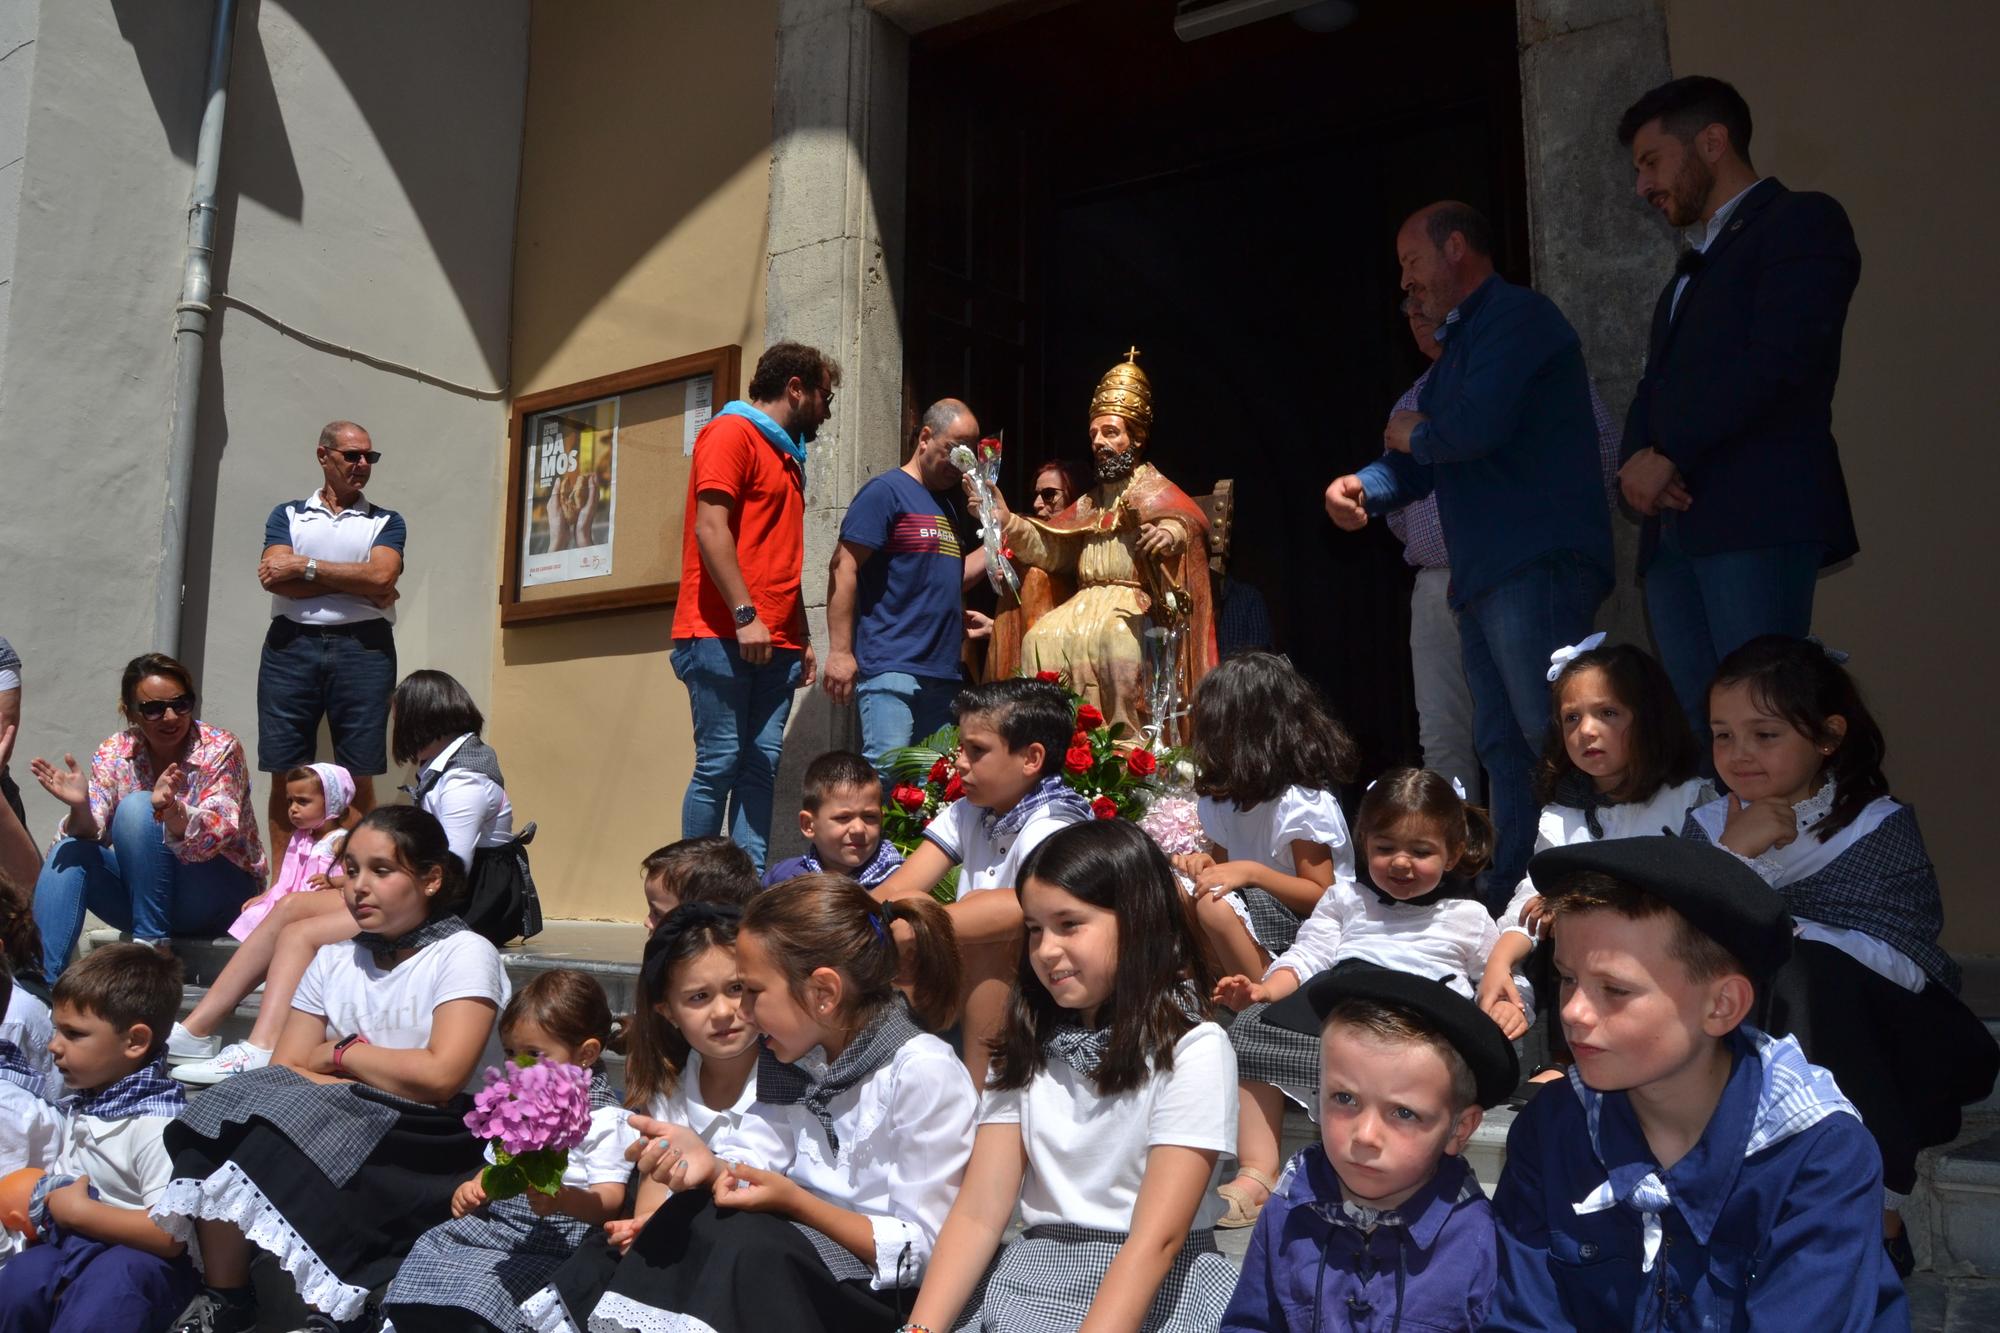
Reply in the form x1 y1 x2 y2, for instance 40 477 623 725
1550 768 1616 840
1040 984 1203 1083
755 1000 922 1155
354 913 470 967
1358 865 1473 910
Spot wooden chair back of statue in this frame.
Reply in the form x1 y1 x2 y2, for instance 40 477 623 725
1194 479 1234 576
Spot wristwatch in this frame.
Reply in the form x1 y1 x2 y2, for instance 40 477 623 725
331 1032 369 1073
732 603 757 627
304 557 319 583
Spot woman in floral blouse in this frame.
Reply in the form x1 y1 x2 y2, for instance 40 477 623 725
27 653 267 982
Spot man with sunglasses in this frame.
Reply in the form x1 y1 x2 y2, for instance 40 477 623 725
254 420 405 862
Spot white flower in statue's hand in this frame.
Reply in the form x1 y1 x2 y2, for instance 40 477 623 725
948 445 978 474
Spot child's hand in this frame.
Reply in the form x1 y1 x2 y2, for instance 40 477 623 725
526 1187 566 1219
1478 974 1530 1039
1193 860 1260 898
450 1175 488 1218
630 1121 718 1191
305 873 333 891
1172 852 1217 879
1212 974 1268 1012
44 1176 91 1228
712 1161 798 1215
604 1215 649 1254
1720 794 1798 860
1517 894 1550 935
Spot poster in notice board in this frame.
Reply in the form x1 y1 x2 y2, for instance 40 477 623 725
501 345 740 624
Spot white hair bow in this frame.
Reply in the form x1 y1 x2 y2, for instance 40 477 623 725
1365 775 1468 799
1546 632 1608 682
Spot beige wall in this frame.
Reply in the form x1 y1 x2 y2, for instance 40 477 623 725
486 0 778 922
1665 2 2000 951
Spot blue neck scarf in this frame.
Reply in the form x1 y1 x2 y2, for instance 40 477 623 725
59 1056 186 1120
719 400 808 469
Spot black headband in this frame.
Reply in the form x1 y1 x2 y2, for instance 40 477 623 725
640 901 744 997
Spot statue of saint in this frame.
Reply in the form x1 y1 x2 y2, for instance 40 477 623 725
988 349 1218 741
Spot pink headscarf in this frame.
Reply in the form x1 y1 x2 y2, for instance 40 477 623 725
307 762 355 825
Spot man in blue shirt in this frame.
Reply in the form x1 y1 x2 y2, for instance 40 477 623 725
823 399 984 773
1325 203 1611 903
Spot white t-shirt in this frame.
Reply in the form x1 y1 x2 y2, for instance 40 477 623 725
0 1082 59 1262
1270 879 1498 999
1500 778 1708 935
54 1108 174 1211
2 988 57 1101
728 1033 976 1290
980 1021 1237 1232
293 931 509 1049
922 796 1084 896
645 1048 760 1157
417 734 514 872
1196 786 1355 881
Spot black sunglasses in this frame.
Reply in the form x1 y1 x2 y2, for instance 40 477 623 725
136 694 196 720
1034 488 1065 505
332 449 381 465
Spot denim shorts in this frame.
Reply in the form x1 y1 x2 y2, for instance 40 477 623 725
257 617 397 774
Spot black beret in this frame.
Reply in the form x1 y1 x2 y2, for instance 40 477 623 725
1528 836 1793 982
1261 963 1519 1109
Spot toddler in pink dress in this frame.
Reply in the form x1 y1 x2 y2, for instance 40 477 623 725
228 762 353 941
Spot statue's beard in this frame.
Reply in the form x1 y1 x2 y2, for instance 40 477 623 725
1093 446 1139 481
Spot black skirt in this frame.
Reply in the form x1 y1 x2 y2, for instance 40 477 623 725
157 1085 485 1321
585 1191 906 1333
1768 938 2000 1193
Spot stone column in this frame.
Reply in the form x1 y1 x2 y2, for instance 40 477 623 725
764 0 910 856
1518 0 1672 644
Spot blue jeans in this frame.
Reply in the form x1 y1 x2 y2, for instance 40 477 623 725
0 1229 196 1332
670 636 804 872
257 617 397 774
32 793 255 982
855 671 961 779
1645 523 1822 744
1457 553 1609 907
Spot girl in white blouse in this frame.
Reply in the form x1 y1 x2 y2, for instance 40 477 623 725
1173 653 1359 980
587 875 976 1333
1476 637 1705 1038
1211 769 1498 1230
905 818 1239 1333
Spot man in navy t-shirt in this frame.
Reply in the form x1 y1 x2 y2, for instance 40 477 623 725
823 399 984 773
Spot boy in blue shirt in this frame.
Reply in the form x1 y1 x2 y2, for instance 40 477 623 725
1488 838 1906 1330
762 750 904 889
1222 964 1518 1332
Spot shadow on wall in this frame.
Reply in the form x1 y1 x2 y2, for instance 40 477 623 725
112 0 522 383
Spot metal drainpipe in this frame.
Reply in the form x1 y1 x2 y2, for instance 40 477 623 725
156 0 240 652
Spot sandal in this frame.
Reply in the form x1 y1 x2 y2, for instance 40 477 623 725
1215 1166 1277 1229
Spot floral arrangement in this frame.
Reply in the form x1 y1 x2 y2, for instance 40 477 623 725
880 672 1185 899
462 1056 594 1200
1137 794 1208 857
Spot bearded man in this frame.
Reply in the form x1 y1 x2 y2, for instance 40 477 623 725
985 350 1216 740
1615 75 1861 741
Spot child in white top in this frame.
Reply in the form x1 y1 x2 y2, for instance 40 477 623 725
0 959 80 1266
518 903 767 1329
1211 769 1501 1230
593 875 976 1333
1477 638 1705 1040
1 975 56 1102
159 807 509 1333
384 968 635 1331
877 677 1089 1083
908 818 1241 1333
0 945 193 1325
1683 634 1999 1272
1173 652 1358 979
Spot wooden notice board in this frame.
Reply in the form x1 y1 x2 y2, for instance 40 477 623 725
500 345 741 624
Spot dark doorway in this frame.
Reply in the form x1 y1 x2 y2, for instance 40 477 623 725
905 0 1529 775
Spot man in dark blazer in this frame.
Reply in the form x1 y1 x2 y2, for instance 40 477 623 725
1615 76 1861 738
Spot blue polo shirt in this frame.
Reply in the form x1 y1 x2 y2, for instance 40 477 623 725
839 469 970 681
1356 274 1612 609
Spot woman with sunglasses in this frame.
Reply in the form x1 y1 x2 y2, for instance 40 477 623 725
26 653 265 982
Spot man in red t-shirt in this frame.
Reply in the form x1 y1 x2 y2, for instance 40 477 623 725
671 341 836 870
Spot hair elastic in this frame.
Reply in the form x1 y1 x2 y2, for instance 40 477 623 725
866 911 888 945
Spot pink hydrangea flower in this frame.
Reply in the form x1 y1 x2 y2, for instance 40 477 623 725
463 1058 593 1157
1138 795 1208 857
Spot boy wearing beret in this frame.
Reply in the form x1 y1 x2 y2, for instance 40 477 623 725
1221 964 1518 1332
1487 838 1907 1330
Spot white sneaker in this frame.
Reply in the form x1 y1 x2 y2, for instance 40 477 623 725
171 1041 271 1086
166 1021 219 1062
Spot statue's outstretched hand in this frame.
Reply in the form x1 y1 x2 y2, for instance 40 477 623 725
1135 521 1184 558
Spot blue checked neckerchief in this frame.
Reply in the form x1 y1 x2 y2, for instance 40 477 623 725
0 1039 44 1098
798 837 904 888
980 775 1092 842
756 1000 922 1156
58 1056 186 1121
1041 985 1204 1085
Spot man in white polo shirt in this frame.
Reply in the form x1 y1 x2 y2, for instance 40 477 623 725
255 421 406 861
